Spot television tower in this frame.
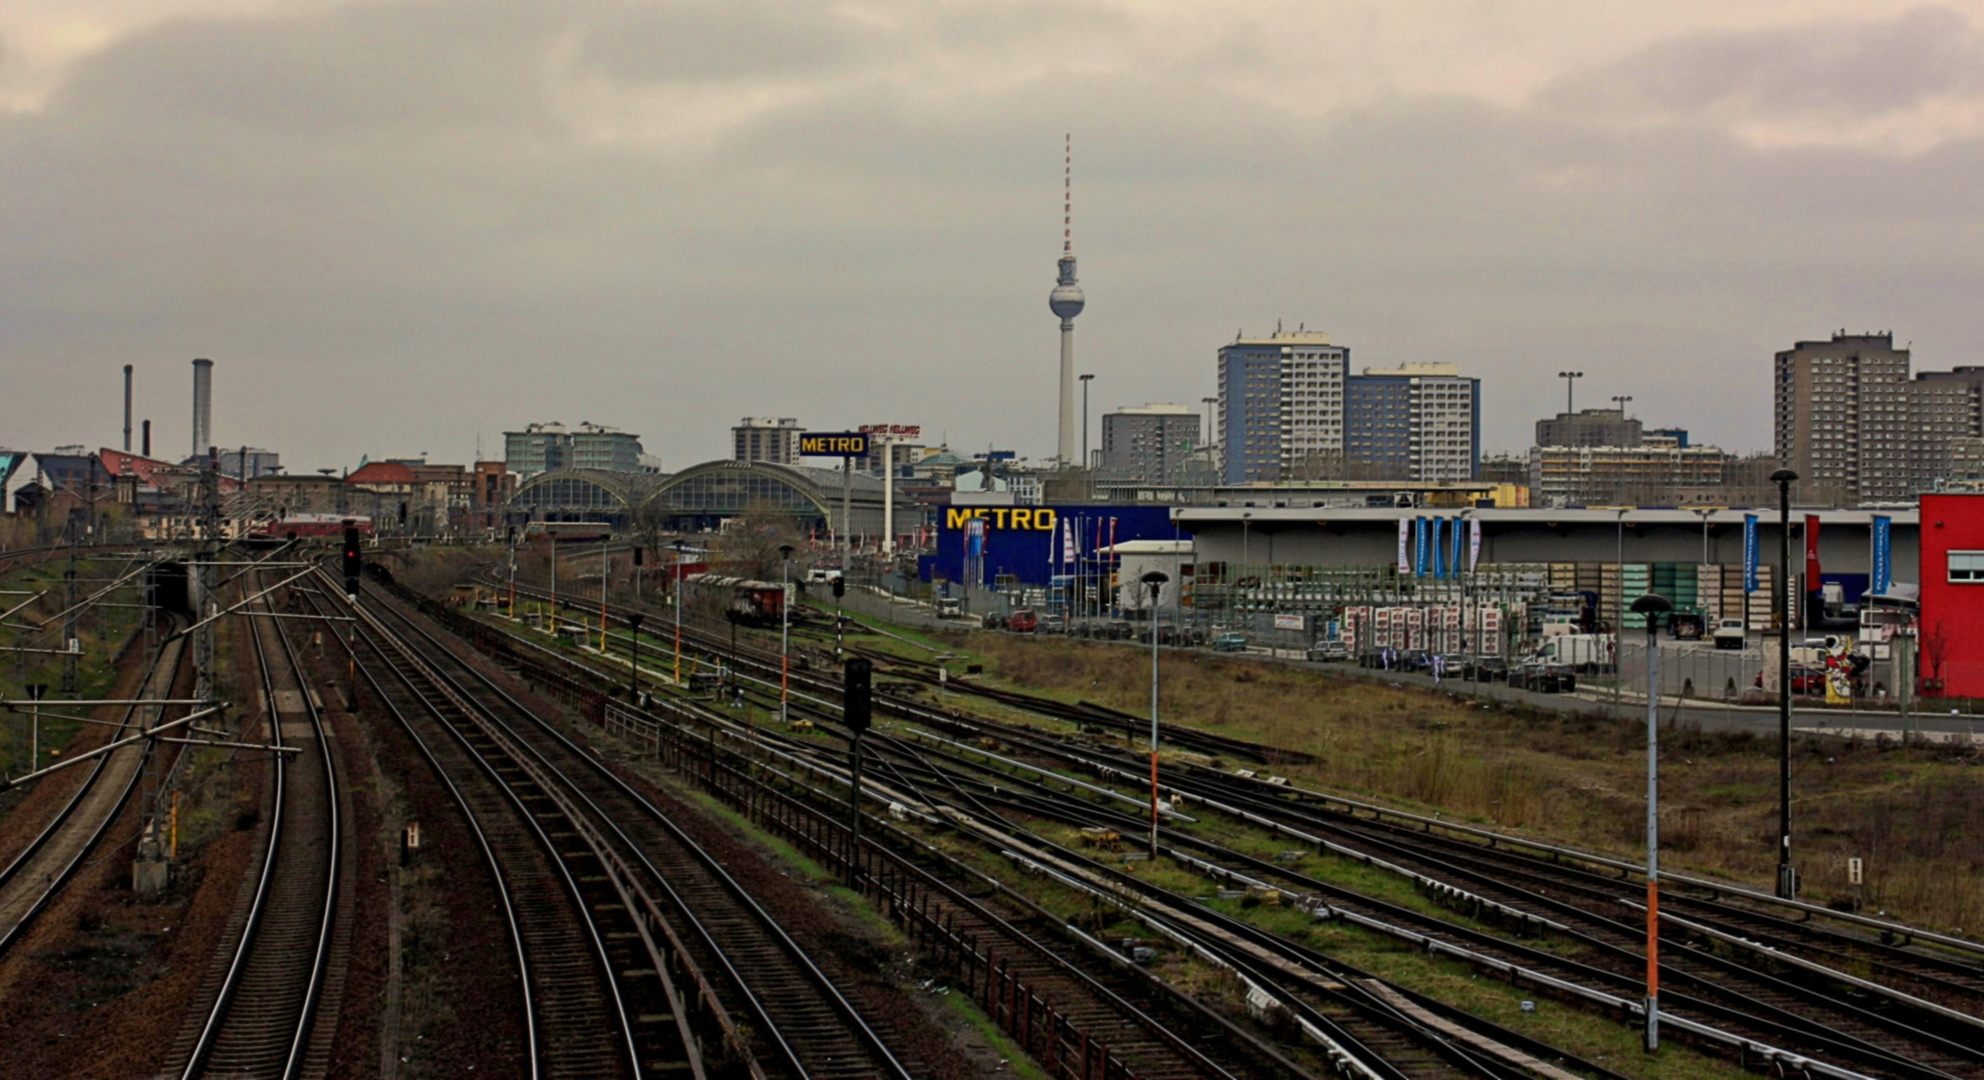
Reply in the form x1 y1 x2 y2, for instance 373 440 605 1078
1049 134 1085 466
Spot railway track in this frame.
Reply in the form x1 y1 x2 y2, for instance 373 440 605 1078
0 627 189 956
432 576 1618 1080
486 574 1984 1080
167 571 350 1080
339 571 938 1079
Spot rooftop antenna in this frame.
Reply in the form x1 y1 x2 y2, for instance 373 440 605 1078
1064 132 1073 255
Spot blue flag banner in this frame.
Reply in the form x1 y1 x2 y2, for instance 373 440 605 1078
1872 515 1892 595
1451 517 1466 579
1743 514 1759 594
1431 517 1445 578
1415 517 1430 578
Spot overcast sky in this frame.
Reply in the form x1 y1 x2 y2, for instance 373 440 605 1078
7 1 1984 472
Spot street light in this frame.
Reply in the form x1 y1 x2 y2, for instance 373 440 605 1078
1558 371 1584 413
1142 569 1169 858
626 613 645 704
780 543 795 725
1612 394 1633 417
1080 373 1095 470
1770 467 1799 899
1630 591 1673 1053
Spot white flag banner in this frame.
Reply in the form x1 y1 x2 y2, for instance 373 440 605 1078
1061 518 1075 565
1397 517 1411 574
1469 517 1482 572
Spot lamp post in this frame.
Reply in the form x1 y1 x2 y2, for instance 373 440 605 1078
1080 373 1095 469
1631 591 1672 1052
672 539 686 685
1142 570 1169 858
626 613 645 704
780 543 795 725
1558 371 1584 414
1770 468 1799 899
1611 394 1633 418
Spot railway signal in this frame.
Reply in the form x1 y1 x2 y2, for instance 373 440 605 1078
844 657 872 885
832 575 846 657
627 613 645 704
1141 571 1169 858
341 526 362 596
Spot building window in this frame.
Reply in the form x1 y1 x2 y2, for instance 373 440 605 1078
1950 551 1984 583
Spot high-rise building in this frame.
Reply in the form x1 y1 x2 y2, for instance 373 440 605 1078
1218 330 1346 483
1101 404 1200 485
568 422 645 472
1909 366 1984 490
1346 364 1479 483
1218 332 1478 484
1535 408 1642 449
733 417 803 465
505 421 646 478
504 422 569 477
1774 332 1913 505
1529 437 1729 507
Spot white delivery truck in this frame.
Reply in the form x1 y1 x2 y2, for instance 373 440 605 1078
1531 633 1615 673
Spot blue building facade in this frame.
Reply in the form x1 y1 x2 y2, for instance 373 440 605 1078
924 504 1180 588
1343 374 1414 478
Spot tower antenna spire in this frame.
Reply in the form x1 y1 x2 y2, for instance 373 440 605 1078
1049 134 1087 467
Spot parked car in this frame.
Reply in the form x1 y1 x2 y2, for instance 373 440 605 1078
1512 662 1577 693
1395 649 1433 672
982 612 1007 631
1212 632 1249 653
1007 609 1038 633
1464 656 1511 682
1037 613 1067 634
1305 641 1350 663
1755 665 1827 694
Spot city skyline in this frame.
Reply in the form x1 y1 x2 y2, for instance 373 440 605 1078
9 3 1984 469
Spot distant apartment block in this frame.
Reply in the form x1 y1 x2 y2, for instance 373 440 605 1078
1535 408 1641 449
1217 330 1478 484
505 421 646 478
733 417 803 465
1774 332 1913 504
1529 436 1729 507
1101 404 1201 485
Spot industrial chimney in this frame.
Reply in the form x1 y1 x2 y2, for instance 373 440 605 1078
191 358 213 458
123 365 133 453
143 420 152 458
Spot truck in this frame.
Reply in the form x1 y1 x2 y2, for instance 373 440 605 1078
936 597 963 619
1712 618 1747 651
1529 633 1614 673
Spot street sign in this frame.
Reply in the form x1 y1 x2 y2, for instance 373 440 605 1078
800 432 870 457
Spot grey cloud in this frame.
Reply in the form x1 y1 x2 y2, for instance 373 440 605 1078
1541 5 1984 121
5 1 1984 469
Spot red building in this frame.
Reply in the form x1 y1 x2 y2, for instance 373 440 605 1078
1918 494 1984 698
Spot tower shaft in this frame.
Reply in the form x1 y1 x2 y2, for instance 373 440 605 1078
1059 320 1077 465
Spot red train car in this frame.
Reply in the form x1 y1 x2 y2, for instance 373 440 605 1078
687 573 787 625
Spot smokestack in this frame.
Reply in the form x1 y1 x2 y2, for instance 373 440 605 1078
191 358 213 459
123 365 133 453
143 420 152 458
